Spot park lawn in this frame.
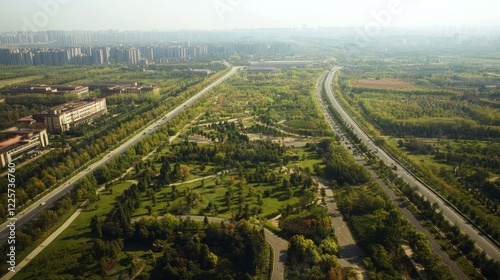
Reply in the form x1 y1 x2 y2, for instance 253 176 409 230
294 147 323 171
28 181 132 256
406 153 451 172
14 182 132 279
283 146 323 175
132 174 302 220
107 250 160 279
12 182 133 280
386 137 451 172
242 117 257 128
0 75 43 87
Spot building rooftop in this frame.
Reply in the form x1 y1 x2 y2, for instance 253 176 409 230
0 127 47 153
1 85 88 95
0 135 22 150
1 127 47 135
45 98 106 115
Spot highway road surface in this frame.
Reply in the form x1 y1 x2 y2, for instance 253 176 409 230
0 65 240 244
323 67 500 262
317 72 468 279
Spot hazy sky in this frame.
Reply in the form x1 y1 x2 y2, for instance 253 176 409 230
1 0 499 32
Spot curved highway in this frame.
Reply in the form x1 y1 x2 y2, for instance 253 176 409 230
323 67 500 262
0 66 240 243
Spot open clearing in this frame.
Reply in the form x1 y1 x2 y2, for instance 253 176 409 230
0 75 43 87
350 78 415 89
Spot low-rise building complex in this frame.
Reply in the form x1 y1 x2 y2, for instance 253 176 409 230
41 98 107 133
0 128 49 167
1 85 89 98
86 82 160 96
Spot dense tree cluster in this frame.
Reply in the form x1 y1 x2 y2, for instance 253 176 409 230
0 103 51 130
190 121 250 144
130 215 269 280
314 138 370 186
170 138 286 169
280 202 340 279
101 183 141 239
288 235 341 280
244 123 284 137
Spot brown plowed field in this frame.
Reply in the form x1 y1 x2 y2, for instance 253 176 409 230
350 78 415 89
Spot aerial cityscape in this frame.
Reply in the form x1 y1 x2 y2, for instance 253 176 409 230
0 1 499 279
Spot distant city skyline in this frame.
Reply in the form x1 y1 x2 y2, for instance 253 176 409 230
0 0 499 32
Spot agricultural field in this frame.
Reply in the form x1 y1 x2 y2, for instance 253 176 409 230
350 78 415 89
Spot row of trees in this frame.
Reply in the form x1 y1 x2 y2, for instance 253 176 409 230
316 138 371 186
0 194 74 273
377 162 500 279
170 138 286 169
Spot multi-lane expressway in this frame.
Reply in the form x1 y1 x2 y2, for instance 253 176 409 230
323 67 500 262
0 65 240 243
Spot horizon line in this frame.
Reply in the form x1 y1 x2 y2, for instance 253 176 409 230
2 25 500 33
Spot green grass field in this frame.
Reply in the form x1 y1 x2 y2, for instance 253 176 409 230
0 75 43 87
132 174 302 220
13 181 133 280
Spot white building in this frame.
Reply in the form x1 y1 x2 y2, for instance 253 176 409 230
43 98 107 133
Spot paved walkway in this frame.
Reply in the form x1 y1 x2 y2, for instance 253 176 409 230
1 199 92 280
315 177 369 280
